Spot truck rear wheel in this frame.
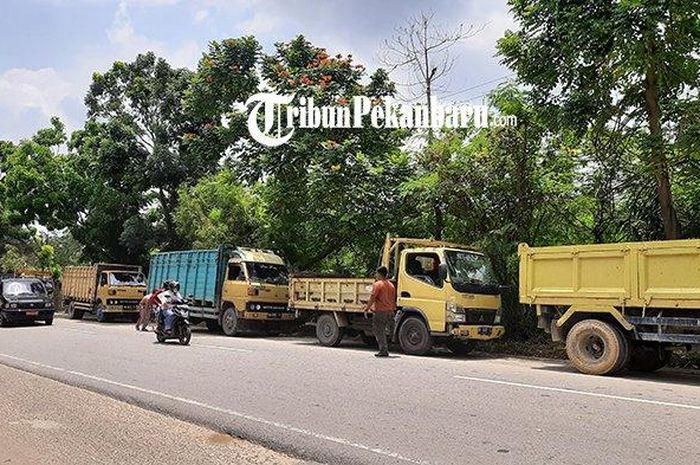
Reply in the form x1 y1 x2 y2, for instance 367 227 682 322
222 307 239 336
627 342 671 372
316 314 344 347
398 316 432 356
566 319 626 375
67 302 83 320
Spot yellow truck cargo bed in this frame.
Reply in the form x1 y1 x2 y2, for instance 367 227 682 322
289 277 374 313
519 239 700 309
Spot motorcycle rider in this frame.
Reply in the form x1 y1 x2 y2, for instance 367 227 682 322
155 280 184 334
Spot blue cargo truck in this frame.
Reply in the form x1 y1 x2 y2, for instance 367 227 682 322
148 246 295 335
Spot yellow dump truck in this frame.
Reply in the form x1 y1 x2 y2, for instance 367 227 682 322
519 239 700 375
62 264 147 322
290 235 505 355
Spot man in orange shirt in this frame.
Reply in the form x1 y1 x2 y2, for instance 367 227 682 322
364 266 397 357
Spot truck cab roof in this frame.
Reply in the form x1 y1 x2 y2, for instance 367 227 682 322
229 248 285 265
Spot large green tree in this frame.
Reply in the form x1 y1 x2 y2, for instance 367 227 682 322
228 36 419 272
498 0 700 239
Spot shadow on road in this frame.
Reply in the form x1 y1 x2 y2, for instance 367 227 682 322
532 361 700 386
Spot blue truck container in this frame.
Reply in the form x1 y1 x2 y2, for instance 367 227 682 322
148 246 231 312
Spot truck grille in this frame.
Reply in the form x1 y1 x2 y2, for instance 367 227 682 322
465 310 497 325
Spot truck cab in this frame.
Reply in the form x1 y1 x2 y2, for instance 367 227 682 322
0 277 55 327
220 248 291 334
384 237 505 354
95 269 147 318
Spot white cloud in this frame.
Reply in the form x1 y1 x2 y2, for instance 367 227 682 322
237 10 282 35
0 68 71 116
194 9 209 23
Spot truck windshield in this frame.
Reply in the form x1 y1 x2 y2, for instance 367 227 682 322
445 250 500 294
245 263 289 285
109 272 146 287
2 280 46 297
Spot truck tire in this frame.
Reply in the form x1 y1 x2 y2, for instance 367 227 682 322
205 319 220 332
446 338 474 355
627 342 671 372
398 316 432 356
316 314 344 347
222 307 239 337
67 302 83 320
565 319 626 375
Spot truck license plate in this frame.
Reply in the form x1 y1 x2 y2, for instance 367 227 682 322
478 326 492 336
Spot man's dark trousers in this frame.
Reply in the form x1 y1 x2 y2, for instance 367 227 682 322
373 311 393 354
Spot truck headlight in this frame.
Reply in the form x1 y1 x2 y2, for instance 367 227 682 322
446 302 465 323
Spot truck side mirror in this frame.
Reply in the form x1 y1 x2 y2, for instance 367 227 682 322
438 263 448 282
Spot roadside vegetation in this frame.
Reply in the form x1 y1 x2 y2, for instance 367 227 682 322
1 2 699 350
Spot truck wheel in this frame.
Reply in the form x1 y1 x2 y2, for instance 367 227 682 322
316 314 344 347
627 342 671 372
67 302 84 320
205 319 220 332
222 307 239 336
565 319 626 375
398 316 432 356
446 338 474 355
95 304 108 323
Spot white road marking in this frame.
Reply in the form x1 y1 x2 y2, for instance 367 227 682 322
192 344 253 353
0 354 424 464
454 375 700 411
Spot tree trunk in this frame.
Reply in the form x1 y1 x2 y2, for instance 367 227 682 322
158 187 178 247
643 56 681 239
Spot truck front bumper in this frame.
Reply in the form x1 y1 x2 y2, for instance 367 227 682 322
450 324 505 340
243 311 296 321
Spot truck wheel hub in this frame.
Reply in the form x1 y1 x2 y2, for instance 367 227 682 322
583 335 605 359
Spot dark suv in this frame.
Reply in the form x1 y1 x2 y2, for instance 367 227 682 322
0 277 55 326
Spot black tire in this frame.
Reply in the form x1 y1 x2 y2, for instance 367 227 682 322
156 332 166 343
45 318 53 326
565 319 626 375
67 302 83 320
179 326 192 346
627 342 671 372
611 326 631 374
222 307 239 337
95 303 108 323
398 316 432 356
316 314 344 347
446 338 474 355
205 319 220 332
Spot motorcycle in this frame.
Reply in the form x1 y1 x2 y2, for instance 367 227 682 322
155 303 191 346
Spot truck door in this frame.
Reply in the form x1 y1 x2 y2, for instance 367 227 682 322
397 251 446 332
221 262 248 311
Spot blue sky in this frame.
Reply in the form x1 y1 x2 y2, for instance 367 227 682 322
0 0 515 142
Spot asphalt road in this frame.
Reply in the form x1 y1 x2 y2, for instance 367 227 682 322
1 318 700 465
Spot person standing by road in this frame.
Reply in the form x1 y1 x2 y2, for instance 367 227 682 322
364 266 397 357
